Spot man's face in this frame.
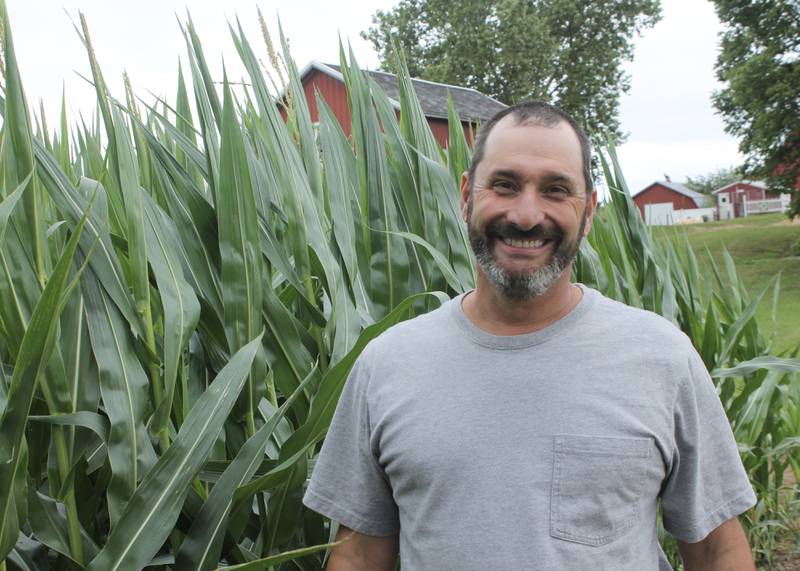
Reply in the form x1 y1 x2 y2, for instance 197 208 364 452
460 117 596 300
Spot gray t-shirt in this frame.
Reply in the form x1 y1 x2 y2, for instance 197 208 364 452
303 286 756 570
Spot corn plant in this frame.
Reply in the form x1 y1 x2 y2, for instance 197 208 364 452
0 3 797 570
579 151 800 566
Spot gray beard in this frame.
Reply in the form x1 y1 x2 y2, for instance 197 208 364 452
469 228 572 300
466 196 588 300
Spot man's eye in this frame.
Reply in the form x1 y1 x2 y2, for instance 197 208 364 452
493 180 514 191
547 186 570 195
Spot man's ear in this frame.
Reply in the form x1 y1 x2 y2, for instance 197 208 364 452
460 172 470 221
583 190 598 236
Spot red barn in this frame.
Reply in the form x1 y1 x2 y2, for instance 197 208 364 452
712 180 779 218
632 181 708 219
294 61 507 147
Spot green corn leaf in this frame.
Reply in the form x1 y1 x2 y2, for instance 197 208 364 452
142 193 201 438
387 229 464 293
133 119 223 316
142 99 209 179
218 74 263 354
33 143 146 340
718 275 777 365
215 539 342 570
58 88 74 179
260 285 314 418
316 99 364 302
446 93 472 184
111 105 150 326
182 15 221 200
28 411 109 444
712 356 800 378
59 289 101 414
174 63 198 171
0 196 92 561
416 152 475 289
177 367 318 571
86 333 262 571
82 272 158 524
0 0 47 285
27 489 99 564
734 370 784 445
217 74 265 430
0 171 32 247
7 531 50 571
660 256 678 326
184 15 222 128
279 24 324 206
700 300 721 370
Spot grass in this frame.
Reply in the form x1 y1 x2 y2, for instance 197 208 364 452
653 213 800 354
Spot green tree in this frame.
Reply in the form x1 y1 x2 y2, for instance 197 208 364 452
712 0 800 217
362 0 661 139
684 166 744 195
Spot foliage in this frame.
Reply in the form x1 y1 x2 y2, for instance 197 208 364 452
0 5 797 570
711 0 800 217
684 165 743 195
654 213 800 353
362 0 662 139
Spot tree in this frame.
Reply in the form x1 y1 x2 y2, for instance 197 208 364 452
362 0 661 140
684 166 744 195
712 0 800 217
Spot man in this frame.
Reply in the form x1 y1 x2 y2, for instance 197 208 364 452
303 102 756 570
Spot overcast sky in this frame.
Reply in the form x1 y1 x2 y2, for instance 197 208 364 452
8 0 741 194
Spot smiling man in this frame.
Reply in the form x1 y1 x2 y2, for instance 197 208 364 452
303 102 756 570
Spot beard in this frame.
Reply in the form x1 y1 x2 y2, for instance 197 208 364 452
467 203 588 301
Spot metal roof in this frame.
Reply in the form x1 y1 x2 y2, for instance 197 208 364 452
633 181 708 207
299 61 507 122
711 180 767 194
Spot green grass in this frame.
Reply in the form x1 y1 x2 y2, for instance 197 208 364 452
654 213 800 354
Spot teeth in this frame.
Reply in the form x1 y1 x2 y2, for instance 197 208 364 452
501 237 546 249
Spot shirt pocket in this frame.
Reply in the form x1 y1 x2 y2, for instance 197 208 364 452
550 434 653 547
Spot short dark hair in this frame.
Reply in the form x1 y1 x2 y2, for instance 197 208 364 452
467 101 593 195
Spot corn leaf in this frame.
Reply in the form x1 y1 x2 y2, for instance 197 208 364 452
87 334 263 571
0 197 91 560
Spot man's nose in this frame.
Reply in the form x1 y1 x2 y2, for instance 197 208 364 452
505 188 546 231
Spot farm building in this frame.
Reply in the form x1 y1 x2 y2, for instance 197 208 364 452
712 180 788 219
291 61 507 147
632 181 713 225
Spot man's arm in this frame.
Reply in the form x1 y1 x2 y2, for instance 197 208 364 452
327 525 398 571
677 516 754 571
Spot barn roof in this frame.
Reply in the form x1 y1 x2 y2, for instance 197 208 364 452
633 181 707 207
711 180 767 194
299 61 507 122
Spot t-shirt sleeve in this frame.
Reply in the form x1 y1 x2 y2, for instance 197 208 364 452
302 353 399 536
661 349 757 542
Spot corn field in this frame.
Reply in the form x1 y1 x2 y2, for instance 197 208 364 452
0 3 797 570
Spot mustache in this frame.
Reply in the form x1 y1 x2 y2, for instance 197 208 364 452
486 220 563 242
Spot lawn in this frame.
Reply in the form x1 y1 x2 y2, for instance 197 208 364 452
653 213 800 354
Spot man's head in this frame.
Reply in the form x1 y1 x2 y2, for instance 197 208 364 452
461 101 596 301
467 102 594 198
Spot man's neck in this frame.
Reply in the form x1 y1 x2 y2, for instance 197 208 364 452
461 270 582 336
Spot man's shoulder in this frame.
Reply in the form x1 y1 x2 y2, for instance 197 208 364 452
362 295 457 359
587 287 694 352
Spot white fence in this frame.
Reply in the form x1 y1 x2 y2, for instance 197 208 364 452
644 203 716 226
742 194 791 217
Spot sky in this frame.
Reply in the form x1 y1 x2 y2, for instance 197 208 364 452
7 0 742 195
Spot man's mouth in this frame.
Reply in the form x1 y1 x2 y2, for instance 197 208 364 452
499 237 549 249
